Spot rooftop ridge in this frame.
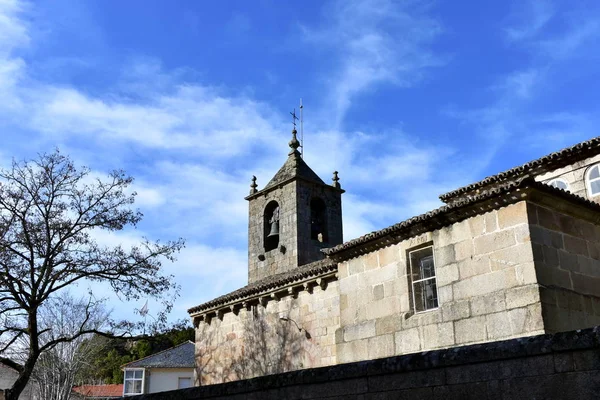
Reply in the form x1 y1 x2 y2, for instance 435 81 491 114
121 341 195 369
324 177 600 261
439 136 600 202
188 258 336 315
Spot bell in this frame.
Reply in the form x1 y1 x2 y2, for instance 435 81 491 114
267 221 280 237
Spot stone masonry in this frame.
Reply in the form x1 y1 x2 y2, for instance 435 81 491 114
245 130 343 284
190 135 600 389
537 153 600 203
195 279 340 385
128 326 600 400
335 201 544 363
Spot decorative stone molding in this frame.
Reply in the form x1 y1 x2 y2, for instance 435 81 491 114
189 271 337 325
188 259 336 315
440 136 600 203
324 179 600 262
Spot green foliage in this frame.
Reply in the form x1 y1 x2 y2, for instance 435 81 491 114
90 322 194 384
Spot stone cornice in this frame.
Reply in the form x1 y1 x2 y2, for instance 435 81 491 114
323 178 600 262
188 259 337 323
245 175 344 201
440 136 600 203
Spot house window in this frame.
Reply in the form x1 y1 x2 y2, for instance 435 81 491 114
124 369 144 396
587 164 600 197
408 246 438 313
178 377 192 389
548 179 568 191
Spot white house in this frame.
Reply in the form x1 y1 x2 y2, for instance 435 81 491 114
121 341 195 396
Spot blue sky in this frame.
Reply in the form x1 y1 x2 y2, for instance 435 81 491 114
0 0 599 324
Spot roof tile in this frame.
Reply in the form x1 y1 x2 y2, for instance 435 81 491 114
440 136 600 202
122 341 194 369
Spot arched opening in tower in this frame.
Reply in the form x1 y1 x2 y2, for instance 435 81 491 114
310 198 328 243
264 200 280 252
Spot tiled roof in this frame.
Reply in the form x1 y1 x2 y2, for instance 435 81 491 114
187 258 337 315
264 151 325 190
324 178 600 260
439 136 600 203
72 384 123 398
246 149 341 201
122 341 194 369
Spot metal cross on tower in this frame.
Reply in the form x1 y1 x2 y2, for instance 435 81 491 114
290 108 299 129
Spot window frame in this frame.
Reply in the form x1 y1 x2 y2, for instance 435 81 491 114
178 376 192 389
408 245 439 314
586 164 600 198
123 368 145 396
547 178 569 191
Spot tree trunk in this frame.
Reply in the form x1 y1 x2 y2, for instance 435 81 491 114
6 310 40 400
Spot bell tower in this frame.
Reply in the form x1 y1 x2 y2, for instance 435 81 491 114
245 128 344 283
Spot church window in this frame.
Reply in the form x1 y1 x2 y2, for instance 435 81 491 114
310 198 328 242
586 164 600 197
264 201 280 252
124 369 144 395
547 179 568 191
408 246 438 313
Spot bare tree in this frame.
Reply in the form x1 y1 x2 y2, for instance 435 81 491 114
0 150 184 400
29 293 109 400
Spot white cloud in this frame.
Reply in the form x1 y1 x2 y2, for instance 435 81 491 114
301 0 444 127
505 0 600 61
133 185 166 208
498 69 542 99
0 0 29 54
7 0 586 327
537 20 600 60
505 0 554 41
18 85 282 160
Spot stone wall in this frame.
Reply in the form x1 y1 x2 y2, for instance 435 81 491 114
529 202 600 333
247 181 343 284
295 182 343 267
196 281 340 385
336 201 543 363
129 326 600 400
536 153 600 202
247 182 299 283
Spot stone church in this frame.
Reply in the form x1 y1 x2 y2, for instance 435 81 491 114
188 131 600 386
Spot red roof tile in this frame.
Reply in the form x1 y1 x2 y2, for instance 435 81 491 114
72 384 123 398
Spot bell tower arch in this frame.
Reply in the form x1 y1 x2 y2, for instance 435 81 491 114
245 128 344 283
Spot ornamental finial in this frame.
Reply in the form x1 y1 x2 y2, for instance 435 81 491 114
332 171 341 188
250 175 258 194
288 129 300 155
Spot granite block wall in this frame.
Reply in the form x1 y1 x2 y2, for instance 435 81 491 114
536 153 600 202
296 182 343 267
247 181 343 284
130 326 600 400
196 281 340 386
529 202 600 333
336 201 544 363
247 183 299 283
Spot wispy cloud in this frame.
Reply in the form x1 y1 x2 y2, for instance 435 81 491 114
505 0 600 61
2 0 597 326
496 68 543 99
505 0 554 41
537 19 600 60
301 0 444 128
441 0 600 183
0 0 29 53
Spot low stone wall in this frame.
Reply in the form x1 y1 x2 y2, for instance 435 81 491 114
129 326 600 399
